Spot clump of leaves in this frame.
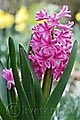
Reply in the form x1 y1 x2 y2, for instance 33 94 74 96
0 36 77 120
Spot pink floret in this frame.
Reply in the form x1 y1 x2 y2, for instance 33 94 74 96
2 68 15 90
36 9 49 21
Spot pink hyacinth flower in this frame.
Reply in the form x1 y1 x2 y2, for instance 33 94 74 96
36 9 49 21
58 5 71 18
2 68 15 90
29 5 74 80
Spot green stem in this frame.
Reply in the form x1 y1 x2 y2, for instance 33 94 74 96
10 88 16 104
7 88 17 120
42 68 53 102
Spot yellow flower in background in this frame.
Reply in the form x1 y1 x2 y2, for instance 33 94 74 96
15 6 29 24
15 22 27 32
4 13 14 28
0 9 14 29
75 12 80 22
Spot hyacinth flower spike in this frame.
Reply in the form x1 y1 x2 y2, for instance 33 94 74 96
29 5 75 101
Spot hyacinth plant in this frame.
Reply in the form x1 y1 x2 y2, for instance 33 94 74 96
0 5 78 120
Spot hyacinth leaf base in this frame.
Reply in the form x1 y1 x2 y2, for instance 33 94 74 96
0 36 77 120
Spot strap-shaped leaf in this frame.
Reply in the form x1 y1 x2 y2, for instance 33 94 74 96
0 98 12 120
8 36 34 120
38 40 78 120
19 45 44 113
19 45 35 109
0 61 8 107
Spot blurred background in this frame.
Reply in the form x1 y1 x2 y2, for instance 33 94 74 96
0 0 80 119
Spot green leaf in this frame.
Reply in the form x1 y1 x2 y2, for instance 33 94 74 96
0 98 12 120
8 36 34 120
0 61 8 107
19 45 35 109
19 45 44 108
38 40 78 120
19 45 44 120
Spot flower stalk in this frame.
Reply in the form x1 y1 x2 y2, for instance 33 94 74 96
42 68 52 101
